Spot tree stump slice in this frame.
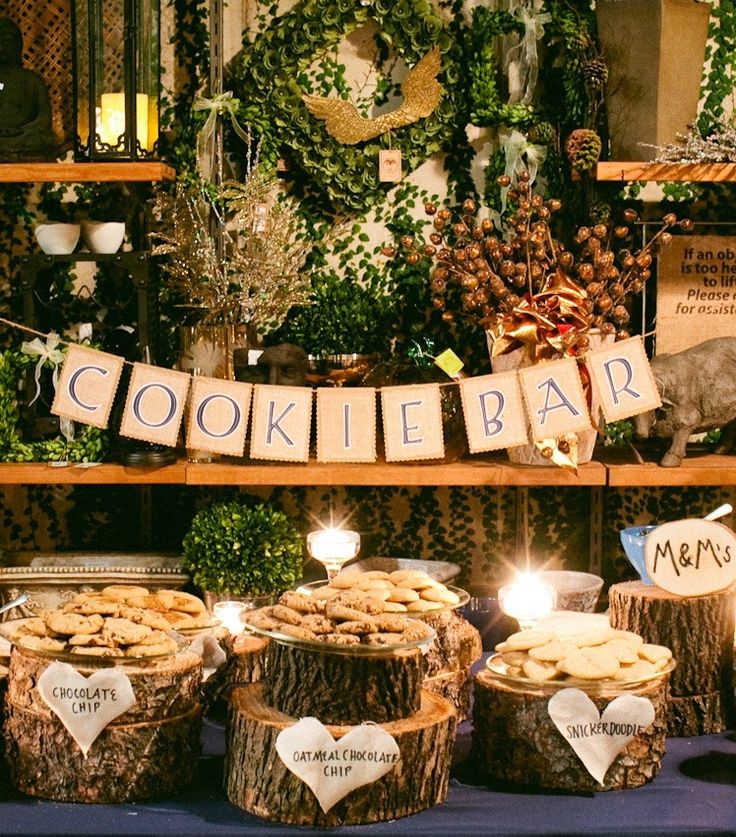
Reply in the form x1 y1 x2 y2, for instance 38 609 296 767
262 642 423 724
472 667 670 791
7 647 202 724
230 634 270 684
423 666 473 720
4 648 202 803
422 610 482 677
226 683 456 826
5 701 200 803
608 581 736 734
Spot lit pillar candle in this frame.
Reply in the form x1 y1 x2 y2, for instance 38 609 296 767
498 572 556 628
212 600 248 637
98 93 151 150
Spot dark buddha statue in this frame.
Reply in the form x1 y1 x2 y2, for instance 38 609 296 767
0 18 57 160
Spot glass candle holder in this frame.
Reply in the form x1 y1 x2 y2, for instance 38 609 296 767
212 600 248 637
498 576 556 629
307 528 360 581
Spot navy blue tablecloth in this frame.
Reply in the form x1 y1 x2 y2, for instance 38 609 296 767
2 712 735 837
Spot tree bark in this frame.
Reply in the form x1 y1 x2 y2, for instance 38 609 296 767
608 581 736 735
262 642 424 725
423 666 473 720
4 648 202 802
226 684 456 826
472 667 670 791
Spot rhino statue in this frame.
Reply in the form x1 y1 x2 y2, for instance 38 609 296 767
632 336 736 467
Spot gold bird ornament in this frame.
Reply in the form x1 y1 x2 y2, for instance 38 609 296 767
302 46 442 145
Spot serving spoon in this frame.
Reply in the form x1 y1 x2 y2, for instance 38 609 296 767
0 592 30 617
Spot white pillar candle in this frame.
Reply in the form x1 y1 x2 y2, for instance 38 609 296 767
98 93 151 150
212 600 248 637
498 573 556 626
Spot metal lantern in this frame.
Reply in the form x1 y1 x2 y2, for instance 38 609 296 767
71 0 160 161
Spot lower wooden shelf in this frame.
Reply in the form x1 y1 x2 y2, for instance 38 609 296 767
601 450 736 487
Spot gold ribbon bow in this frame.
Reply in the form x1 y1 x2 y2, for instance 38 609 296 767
193 92 251 182
489 269 590 359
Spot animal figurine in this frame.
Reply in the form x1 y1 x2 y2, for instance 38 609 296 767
632 336 736 466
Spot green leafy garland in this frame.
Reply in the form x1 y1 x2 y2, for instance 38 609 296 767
0 350 106 463
229 0 464 212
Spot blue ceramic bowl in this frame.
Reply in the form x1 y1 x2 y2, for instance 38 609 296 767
619 525 657 585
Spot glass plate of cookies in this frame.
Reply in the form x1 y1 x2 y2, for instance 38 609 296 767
486 623 676 690
0 617 189 666
241 588 438 656
296 569 470 618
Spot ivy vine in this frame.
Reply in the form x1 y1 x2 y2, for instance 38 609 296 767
229 0 464 212
0 350 106 463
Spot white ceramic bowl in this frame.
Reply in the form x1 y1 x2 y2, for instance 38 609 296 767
34 223 81 255
82 220 126 254
539 570 604 613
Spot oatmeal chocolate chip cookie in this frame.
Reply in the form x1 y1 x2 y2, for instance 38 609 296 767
371 614 411 633
401 622 432 642
71 646 125 657
270 605 304 626
14 617 50 637
335 620 375 635
319 633 360 645
21 635 66 653
126 595 169 613
243 610 281 631
331 591 385 615
273 623 318 642
160 611 213 630
44 611 105 637
325 602 372 623
364 632 405 645
300 614 334 635
278 591 323 614
102 617 153 646
63 596 122 616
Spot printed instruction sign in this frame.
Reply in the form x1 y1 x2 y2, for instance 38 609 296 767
657 235 736 354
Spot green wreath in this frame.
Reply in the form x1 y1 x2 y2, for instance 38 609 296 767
229 0 463 212
0 350 107 463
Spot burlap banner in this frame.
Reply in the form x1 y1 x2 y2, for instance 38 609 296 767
50 336 659 461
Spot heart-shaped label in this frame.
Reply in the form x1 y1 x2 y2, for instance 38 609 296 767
275 717 400 813
37 661 137 757
547 687 655 785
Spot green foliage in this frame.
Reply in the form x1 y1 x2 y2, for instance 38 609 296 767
274 270 394 356
228 0 465 212
698 0 736 136
182 499 304 595
603 419 633 447
0 350 106 463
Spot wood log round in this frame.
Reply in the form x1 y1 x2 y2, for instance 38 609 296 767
5 700 200 803
230 633 270 684
423 666 473 721
472 667 670 791
262 641 424 724
421 610 482 677
4 648 202 803
226 683 456 826
608 581 736 735
7 647 202 724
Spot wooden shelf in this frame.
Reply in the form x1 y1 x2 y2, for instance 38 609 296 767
0 162 176 183
0 461 186 485
186 456 607 487
2 452 735 487
602 450 736 487
596 161 736 183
